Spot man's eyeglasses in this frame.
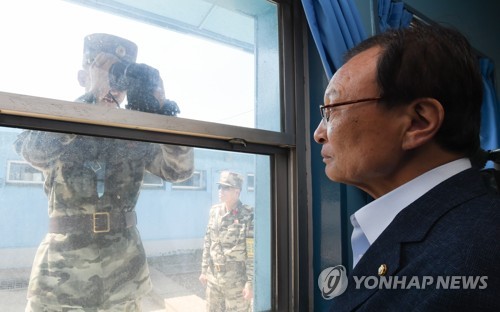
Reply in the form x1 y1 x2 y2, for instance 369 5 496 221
218 185 233 191
319 97 382 123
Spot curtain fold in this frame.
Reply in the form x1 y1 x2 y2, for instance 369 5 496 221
301 0 367 78
480 58 500 156
378 0 413 32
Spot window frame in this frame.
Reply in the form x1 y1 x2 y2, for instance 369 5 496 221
171 169 206 190
5 160 44 185
246 173 255 192
141 171 165 188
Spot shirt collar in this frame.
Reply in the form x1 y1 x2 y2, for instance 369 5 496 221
353 158 471 244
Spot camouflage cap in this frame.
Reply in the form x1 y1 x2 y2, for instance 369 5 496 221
82 33 138 67
217 171 243 189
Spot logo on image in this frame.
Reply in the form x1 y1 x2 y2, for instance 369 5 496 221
318 265 348 300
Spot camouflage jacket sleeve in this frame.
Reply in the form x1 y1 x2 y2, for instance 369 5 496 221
243 205 255 287
201 205 217 274
14 130 79 170
145 144 194 183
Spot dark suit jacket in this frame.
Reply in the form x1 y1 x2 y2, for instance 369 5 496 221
330 168 500 312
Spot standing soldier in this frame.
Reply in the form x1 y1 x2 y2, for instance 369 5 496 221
199 171 254 311
15 33 194 311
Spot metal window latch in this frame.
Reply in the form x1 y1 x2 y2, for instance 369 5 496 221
228 138 247 147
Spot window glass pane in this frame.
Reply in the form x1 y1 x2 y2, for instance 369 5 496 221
172 170 206 190
0 0 280 131
0 126 271 311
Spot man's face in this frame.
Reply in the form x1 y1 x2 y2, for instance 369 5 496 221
313 46 407 198
82 53 126 108
218 185 240 207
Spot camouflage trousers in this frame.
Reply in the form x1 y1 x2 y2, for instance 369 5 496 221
25 298 142 312
206 269 251 312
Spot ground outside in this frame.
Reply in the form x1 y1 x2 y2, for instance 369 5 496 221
0 252 207 312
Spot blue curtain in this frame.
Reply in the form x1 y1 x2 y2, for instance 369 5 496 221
378 0 413 32
302 2 370 311
301 0 367 78
480 58 500 156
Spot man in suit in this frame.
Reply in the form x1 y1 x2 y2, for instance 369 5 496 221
313 23 500 311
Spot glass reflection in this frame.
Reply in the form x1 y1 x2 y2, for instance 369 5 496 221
0 0 279 130
15 128 194 310
0 1 276 309
0 126 269 311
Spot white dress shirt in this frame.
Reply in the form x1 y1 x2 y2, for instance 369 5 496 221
350 158 471 268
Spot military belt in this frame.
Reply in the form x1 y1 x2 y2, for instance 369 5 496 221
48 211 137 234
213 261 245 272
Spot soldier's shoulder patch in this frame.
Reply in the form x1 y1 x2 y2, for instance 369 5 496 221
241 204 254 213
209 203 224 216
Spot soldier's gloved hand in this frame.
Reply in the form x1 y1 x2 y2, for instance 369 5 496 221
125 68 162 114
159 99 180 116
125 88 160 114
125 64 179 116
127 96 180 116
150 75 180 116
82 52 126 107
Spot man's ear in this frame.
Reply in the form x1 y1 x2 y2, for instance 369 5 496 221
77 69 88 88
402 98 444 150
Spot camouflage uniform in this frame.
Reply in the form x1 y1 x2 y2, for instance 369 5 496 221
15 33 193 311
15 130 193 310
201 174 254 312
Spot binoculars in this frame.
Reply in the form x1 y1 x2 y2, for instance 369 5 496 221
109 62 179 116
